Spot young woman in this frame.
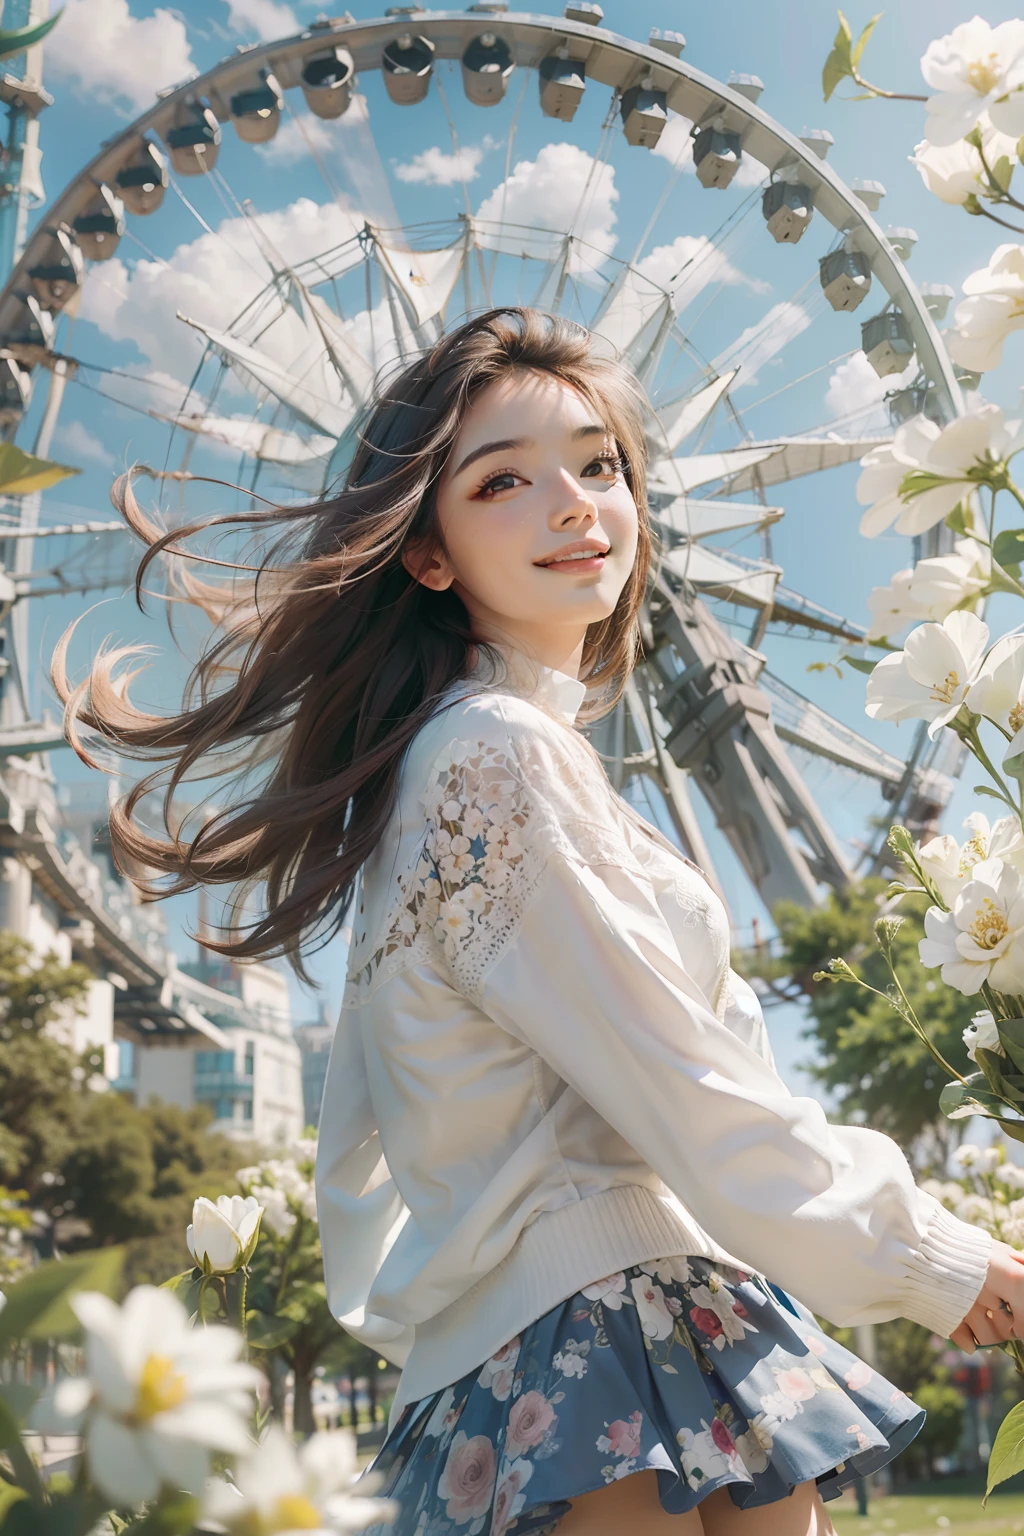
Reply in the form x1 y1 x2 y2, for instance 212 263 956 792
59 309 1021 1536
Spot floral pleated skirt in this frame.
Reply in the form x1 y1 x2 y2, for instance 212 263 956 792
362 1256 924 1536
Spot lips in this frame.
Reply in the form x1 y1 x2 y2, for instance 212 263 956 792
535 544 610 567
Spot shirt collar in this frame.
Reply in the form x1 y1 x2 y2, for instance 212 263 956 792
464 645 588 726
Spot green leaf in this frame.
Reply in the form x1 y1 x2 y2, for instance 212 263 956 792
822 12 854 101
842 653 879 675
987 1399 1024 1500
992 154 1014 192
160 1269 197 1295
0 1247 123 1351
851 11 883 66
0 1389 45 1509
993 528 1024 567
940 1074 1024 1123
0 13 62 63
245 1310 300 1349
973 785 1010 801
997 1018 1024 1074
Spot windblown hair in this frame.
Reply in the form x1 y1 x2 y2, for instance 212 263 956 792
52 307 654 977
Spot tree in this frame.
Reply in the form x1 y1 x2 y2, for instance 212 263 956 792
0 933 98 1196
0 931 255 1276
767 882 976 1157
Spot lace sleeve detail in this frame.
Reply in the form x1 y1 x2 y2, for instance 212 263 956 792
421 720 646 1003
347 702 650 1002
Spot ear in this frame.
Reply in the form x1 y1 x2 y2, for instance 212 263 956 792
401 540 455 592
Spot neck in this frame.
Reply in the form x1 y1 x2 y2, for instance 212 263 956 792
467 624 586 682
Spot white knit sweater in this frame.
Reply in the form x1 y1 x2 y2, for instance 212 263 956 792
315 650 991 1424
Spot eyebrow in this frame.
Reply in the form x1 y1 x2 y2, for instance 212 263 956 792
451 423 607 481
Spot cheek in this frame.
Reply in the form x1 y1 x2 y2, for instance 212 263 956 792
607 492 641 558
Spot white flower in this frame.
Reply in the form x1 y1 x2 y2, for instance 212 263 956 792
964 1009 1006 1061
54 1286 260 1506
581 1272 629 1309
955 1143 990 1169
552 1347 588 1379
921 17 1024 145
865 610 988 736
949 245 1024 373
254 1185 297 1239
866 539 989 640
957 1192 1000 1230
911 135 987 205
734 1412 773 1474
965 630 1024 774
917 812 1024 906
629 1274 674 1340
187 1194 262 1276
918 857 1024 994
998 1163 1024 1191
857 406 1022 539
203 1424 394 1533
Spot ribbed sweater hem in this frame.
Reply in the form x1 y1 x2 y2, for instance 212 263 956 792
900 1197 991 1340
389 1184 721 1424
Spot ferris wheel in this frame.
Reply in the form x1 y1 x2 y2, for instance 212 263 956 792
0 4 971 939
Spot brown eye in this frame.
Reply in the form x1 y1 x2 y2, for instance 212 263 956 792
477 470 524 499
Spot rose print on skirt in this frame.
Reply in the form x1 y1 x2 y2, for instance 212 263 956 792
362 1257 924 1535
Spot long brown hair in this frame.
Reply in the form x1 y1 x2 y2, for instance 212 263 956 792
52 307 654 977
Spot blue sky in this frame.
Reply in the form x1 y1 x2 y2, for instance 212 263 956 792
15 0 1024 1083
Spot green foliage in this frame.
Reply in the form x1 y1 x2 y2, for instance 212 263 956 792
772 882 975 1151
0 1247 122 1349
0 934 96 1188
915 1381 966 1464
0 13 62 63
0 931 253 1273
993 529 1024 569
988 1399 1024 1499
822 9 882 100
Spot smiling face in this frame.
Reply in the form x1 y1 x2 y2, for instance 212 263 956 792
402 368 640 678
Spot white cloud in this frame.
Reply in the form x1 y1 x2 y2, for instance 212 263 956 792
255 96 370 167
394 145 487 187
77 197 364 389
56 420 112 468
475 142 618 262
712 300 812 389
46 0 194 115
653 112 768 190
825 350 917 423
636 235 768 313
221 0 298 40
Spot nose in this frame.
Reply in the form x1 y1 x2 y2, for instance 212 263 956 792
548 466 597 528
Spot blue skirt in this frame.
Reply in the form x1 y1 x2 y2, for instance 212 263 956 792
362 1257 924 1535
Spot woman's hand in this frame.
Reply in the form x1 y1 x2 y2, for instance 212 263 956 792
951 1240 1024 1352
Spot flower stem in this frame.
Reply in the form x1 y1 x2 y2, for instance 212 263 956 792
848 67 927 102
240 1267 248 1342
961 724 1021 820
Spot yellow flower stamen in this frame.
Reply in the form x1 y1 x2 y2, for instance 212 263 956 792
1010 700 1024 735
967 52 1001 95
930 670 960 705
134 1354 187 1422
967 897 1008 951
270 1495 323 1530
960 836 987 875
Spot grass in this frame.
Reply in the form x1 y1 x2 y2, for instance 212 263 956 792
831 1486 1024 1534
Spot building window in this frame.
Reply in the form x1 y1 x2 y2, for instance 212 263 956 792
244 1046 254 1077
196 1050 235 1074
216 1098 232 1121
242 1099 253 1121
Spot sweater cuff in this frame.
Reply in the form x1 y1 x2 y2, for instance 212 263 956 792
900 1195 991 1339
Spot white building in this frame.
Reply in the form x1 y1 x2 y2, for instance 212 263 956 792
129 958 305 1146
